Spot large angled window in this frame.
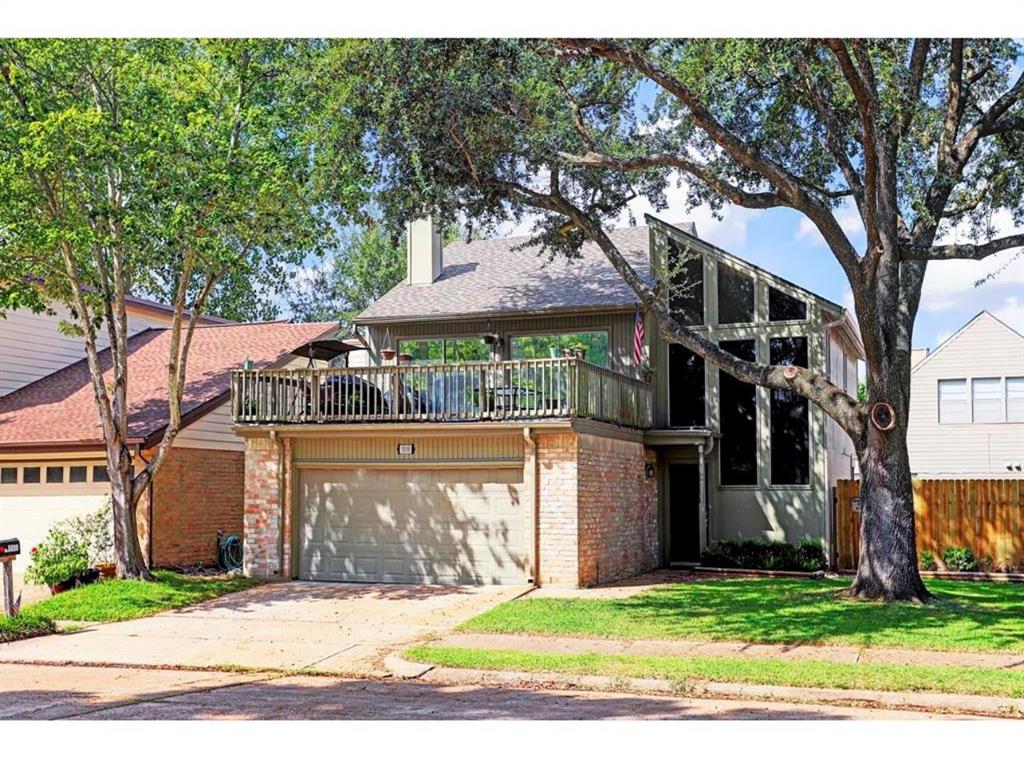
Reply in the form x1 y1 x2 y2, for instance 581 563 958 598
768 286 807 321
668 239 704 325
717 264 755 324
769 336 809 485
719 340 757 485
669 344 705 427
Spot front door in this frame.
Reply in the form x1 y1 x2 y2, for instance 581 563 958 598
668 463 702 563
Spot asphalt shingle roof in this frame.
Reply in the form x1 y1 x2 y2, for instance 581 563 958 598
0 320 337 448
357 223 696 322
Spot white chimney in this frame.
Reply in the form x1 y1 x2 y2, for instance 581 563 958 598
406 216 443 285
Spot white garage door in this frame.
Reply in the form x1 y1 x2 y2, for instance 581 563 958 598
299 467 527 585
0 492 109 572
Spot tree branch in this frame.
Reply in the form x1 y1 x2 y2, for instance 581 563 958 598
902 233 1024 260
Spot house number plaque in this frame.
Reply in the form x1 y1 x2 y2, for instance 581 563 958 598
397 443 416 455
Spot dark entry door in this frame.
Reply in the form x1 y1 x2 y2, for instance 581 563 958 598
669 464 701 563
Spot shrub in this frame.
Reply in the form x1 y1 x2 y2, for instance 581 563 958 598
942 546 979 572
701 538 825 572
66 501 114 564
24 526 89 586
920 551 937 571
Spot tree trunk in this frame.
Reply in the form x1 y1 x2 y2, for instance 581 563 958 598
110 448 153 581
849 422 929 602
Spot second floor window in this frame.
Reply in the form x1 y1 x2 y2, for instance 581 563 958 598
399 338 490 364
941 376 1024 424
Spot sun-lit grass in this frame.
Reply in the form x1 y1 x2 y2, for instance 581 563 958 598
408 645 1024 699
461 578 1024 652
1 570 260 639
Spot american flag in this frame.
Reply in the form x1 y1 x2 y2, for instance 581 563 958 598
633 309 645 365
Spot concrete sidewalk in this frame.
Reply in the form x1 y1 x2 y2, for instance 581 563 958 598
433 632 1024 670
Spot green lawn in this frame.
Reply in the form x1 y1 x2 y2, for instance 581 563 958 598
0 570 259 642
408 645 1024 699
461 578 1024 652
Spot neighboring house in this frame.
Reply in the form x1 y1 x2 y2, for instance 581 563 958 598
235 216 864 586
0 319 337 571
907 311 1024 478
0 295 231 398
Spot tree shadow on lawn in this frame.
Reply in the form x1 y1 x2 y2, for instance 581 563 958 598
599 578 1024 651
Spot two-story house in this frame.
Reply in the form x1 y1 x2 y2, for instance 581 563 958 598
234 216 863 586
907 311 1024 478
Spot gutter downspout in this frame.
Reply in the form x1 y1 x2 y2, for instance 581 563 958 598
270 429 285 577
523 427 538 585
136 444 155 568
698 436 715 552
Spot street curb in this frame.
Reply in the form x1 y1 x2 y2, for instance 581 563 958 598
422 666 1024 719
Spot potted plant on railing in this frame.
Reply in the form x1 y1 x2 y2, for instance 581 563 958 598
562 338 588 362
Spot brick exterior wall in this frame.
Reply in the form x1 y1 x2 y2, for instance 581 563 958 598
243 436 282 577
243 430 660 587
577 434 659 586
150 446 244 567
536 432 580 585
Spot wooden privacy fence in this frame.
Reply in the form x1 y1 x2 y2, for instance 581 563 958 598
836 478 1024 570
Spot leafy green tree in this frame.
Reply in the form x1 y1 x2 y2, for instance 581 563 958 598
0 39 351 578
287 225 405 324
318 39 1024 601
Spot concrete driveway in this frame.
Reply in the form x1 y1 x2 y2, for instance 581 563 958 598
0 581 526 675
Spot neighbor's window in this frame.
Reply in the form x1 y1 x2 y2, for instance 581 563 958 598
69 465 88 483
768 286 807 321
717 264 755 324
92 465 110 483
938 379 969 424
46 466 64 484
669 344 706 427
399 337 490 365
668 239 704 325
719 339 757 486
972 378 1003 423
769 337 809 485
22 466 41 484
1007 377 1024 423
0 467 16 485
510 332 610 368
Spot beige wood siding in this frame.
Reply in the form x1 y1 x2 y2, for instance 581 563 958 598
174 401 245 452
908 313 1024 477
0 303 174 397
293 434 523 465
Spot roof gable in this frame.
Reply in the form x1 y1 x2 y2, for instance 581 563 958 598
912 310 1024 375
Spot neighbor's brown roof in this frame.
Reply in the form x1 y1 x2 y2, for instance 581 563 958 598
0 321 337 448
357 223 697 323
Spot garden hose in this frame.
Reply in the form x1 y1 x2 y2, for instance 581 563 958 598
218 533 243 572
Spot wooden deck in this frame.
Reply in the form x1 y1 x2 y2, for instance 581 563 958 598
231 357 652 429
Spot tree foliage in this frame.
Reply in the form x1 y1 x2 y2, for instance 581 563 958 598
0 39 357 576
315 38 1024 600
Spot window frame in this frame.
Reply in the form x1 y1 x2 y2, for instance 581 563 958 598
396 335 493 365
767 335 811 487
717 338 758 488
716 261 756 326
1007 376 1024 423
937 378 970 424
508 329 611 368
971 377 1004 424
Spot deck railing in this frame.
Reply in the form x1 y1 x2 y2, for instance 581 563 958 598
231 357 652 429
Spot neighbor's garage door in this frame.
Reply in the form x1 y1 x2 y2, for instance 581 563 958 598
299 467 527 585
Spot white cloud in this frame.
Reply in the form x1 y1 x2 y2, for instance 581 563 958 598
992 295 1024 334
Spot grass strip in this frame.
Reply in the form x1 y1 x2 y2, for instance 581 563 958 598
408 645 1024 699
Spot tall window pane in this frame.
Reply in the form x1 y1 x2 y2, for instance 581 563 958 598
717 264 755 324
400 338 444 364
668 239 704 325
972 378 1003 423
768 286 807 321
938 379 968 423
669 344 705 427
769 337 809 485
444 338 490 363
1007 377 1024 422
719 340 757 485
